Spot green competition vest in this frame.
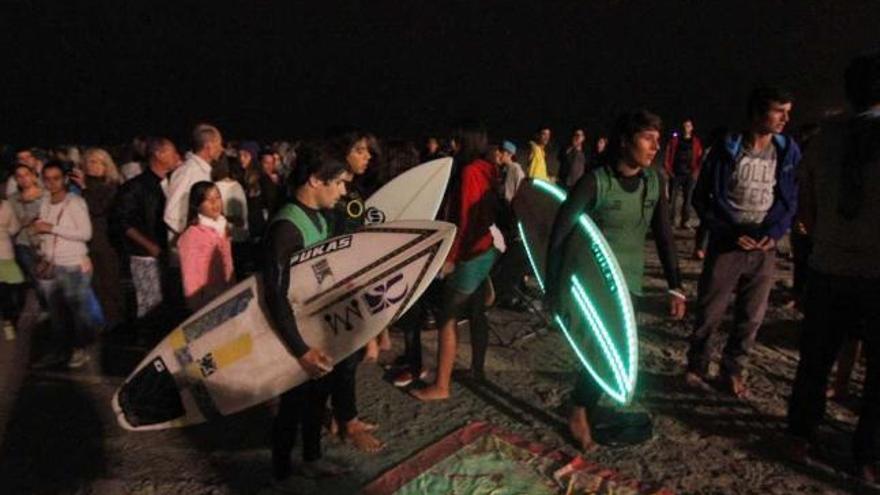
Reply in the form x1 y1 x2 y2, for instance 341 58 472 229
271 203 329 248
589 166 660 295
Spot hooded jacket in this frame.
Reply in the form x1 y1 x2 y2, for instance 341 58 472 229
692 132 801 247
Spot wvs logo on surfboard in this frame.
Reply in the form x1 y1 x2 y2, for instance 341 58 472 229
291 235 352 266
323 299 363 335
363 272 407 315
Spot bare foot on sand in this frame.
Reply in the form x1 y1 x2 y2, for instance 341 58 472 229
724 374 748 399
344 420 385 453
359 420 379 432
410 385 450 402
298 459 352 478
684 371 712 391
569 407 598 453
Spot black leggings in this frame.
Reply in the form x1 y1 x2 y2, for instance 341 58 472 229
272 374 332 462
0 282 24 323
329 347 366 425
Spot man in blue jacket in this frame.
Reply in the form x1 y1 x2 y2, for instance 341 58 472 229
685 86 801 398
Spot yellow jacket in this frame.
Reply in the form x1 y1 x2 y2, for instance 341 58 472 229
527 141 548 180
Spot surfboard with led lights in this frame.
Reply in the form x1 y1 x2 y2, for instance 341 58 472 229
512 179 638 405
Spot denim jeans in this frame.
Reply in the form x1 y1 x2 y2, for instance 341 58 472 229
37 265 103 354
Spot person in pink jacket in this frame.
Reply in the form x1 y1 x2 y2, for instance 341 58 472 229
178 181 234 312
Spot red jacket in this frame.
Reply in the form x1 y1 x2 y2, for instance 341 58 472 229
663 135 704 176
447 159 499 263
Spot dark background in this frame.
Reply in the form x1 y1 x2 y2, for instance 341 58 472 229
1 0 878 146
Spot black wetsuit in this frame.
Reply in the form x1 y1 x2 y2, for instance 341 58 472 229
328 181 368 427
266 200 332 467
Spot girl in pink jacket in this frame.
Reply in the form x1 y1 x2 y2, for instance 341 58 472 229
178 181 235 312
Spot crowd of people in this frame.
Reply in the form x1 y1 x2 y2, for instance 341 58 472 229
0 51 877 485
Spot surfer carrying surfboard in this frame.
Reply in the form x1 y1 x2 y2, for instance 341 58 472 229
546 110 687 451
263 144 352 480
323 127 387 454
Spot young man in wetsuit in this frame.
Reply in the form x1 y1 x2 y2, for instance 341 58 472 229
546 110 687 451
684 87 800 399
265 145 350 480
324 129 385 453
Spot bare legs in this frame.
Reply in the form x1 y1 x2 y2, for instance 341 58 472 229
410 317 457 401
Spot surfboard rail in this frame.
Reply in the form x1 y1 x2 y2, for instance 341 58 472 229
515 179 638 405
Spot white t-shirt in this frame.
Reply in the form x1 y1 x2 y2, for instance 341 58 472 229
4 176 18 199
163 152 212 238
504 161 526 203
727 144 777 225
38 194 92 267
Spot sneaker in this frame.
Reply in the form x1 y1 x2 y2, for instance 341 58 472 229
67 348 92 369
392 369 428 388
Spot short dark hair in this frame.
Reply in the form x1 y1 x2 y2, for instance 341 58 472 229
845 50 880 111
607 110 662 161
146 137 173 160
258 148 275 160
186 181 218 226
12 163 36 176
289 143 348 190
40 160 71 187
747 86 794 121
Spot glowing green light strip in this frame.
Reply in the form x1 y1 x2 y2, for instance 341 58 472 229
571 276 629 395
554 315 627 404
532 179 567 202
517 221 545 293
532 178 639 397
576 214 638 392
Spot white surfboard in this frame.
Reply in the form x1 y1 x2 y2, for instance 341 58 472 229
112 220 456 431
363 157 452 224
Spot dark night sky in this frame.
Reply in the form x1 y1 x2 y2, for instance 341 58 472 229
2 1 879 146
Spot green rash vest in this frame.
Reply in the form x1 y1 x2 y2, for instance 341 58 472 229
589 166 660 295
271 202 329 248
